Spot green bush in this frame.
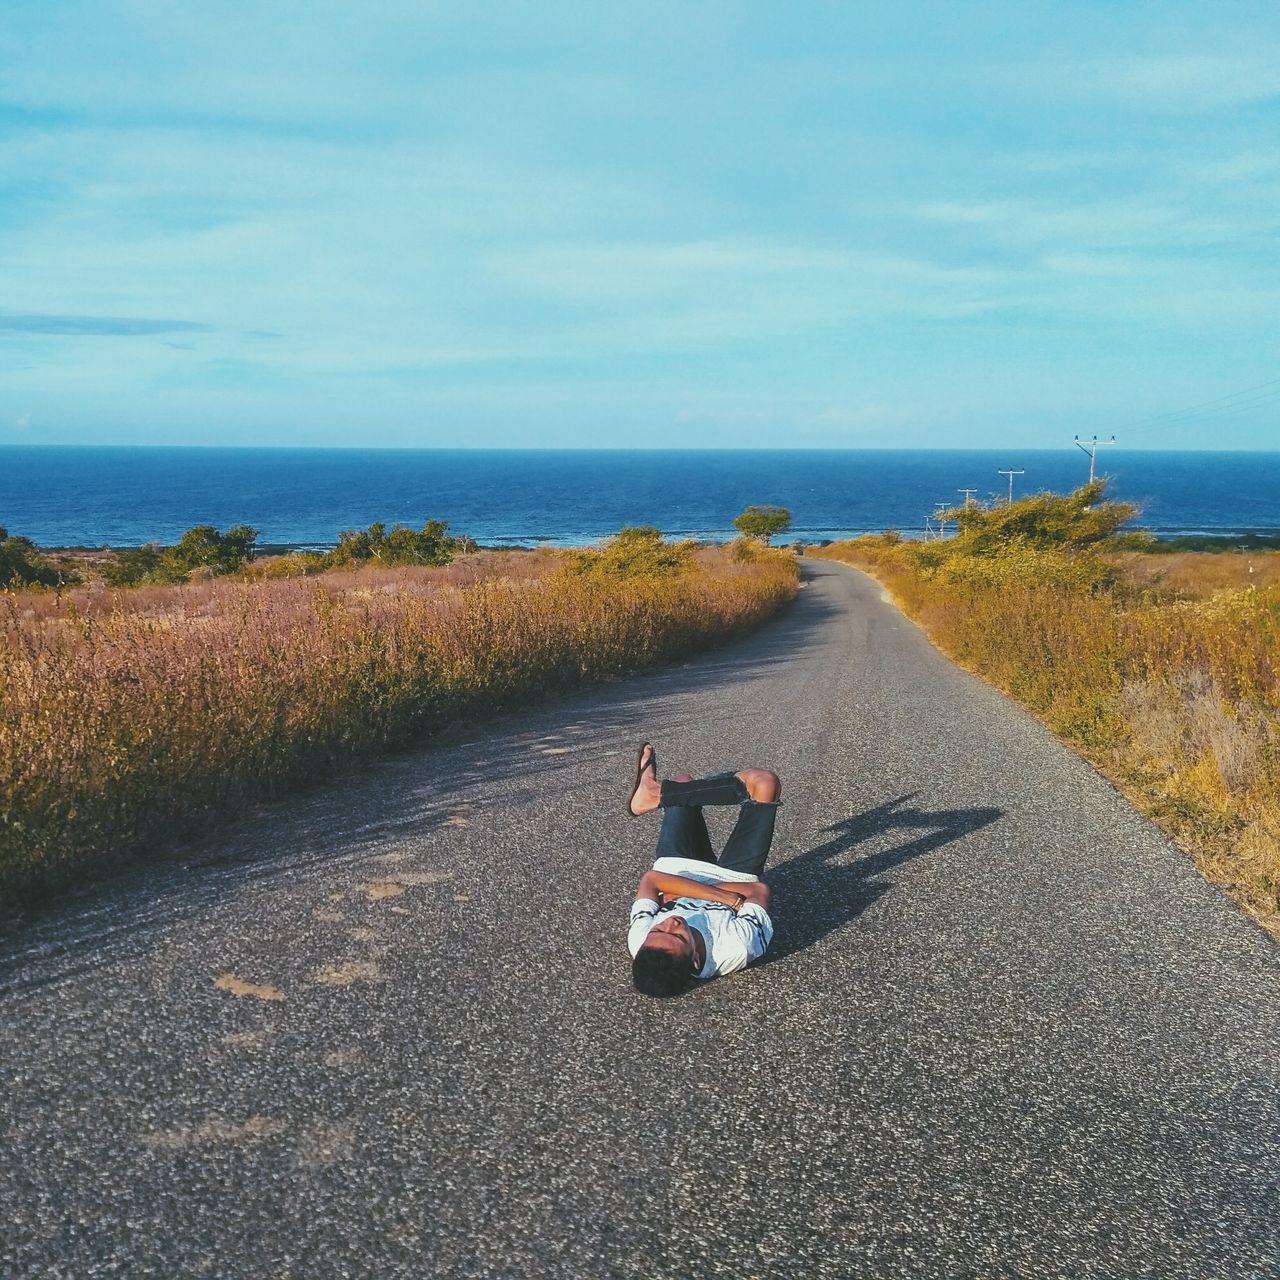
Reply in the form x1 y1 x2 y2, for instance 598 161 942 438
167 523 259 574
104 525 260 586
103 544 184 587
0 528 63 588
328 519 475 568
101 521 480 588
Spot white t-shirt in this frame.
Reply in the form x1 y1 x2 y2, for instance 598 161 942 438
627 896 774 979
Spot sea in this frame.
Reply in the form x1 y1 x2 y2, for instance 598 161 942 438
2 446 1277 549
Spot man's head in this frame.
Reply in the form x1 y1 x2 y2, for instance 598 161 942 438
632 917 698 998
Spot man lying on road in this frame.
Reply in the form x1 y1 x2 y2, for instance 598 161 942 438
625 743 780 997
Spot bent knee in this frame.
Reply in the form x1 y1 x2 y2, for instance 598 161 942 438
737 767 780 803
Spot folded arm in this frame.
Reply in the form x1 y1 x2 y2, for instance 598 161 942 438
635 869 771 913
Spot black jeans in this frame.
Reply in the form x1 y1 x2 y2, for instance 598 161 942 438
654 772 779 877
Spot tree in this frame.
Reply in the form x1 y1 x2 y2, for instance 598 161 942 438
166 524 260 575
166 525 224 571
733 505 792 545
222 524 260 564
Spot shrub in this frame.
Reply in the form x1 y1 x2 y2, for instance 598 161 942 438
328 519 475 568
944 481 1136 555
103 543 182 586
243 552 329 580
105 520 476 587
562 526 696 580
104 525 260 585
0 528 63 588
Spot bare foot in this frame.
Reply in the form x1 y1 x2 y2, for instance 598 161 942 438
629 744 661 816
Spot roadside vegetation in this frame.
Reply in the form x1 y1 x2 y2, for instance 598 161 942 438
811 483 1280 936
0 528 797 903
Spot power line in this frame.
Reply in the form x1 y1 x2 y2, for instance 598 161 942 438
996 468 1024 504
1073 435 1116 483
1120 376 1280 441
1125 389 1280 438
1130 376 1280 429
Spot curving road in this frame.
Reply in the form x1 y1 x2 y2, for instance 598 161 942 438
3 559 1279 1278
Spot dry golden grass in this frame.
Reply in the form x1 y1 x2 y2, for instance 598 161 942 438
0 544 797 901
10 547 564 626
812 536 1280 935
1111 549 1280 600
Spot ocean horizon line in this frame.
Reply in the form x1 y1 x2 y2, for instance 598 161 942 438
7 447 1276 549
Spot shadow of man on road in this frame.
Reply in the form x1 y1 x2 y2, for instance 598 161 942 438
765 793 1003 963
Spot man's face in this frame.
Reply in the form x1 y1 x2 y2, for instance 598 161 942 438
643 917 695 968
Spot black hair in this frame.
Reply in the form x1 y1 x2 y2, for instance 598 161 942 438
632 943 692 998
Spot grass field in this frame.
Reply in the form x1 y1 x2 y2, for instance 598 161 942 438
0 538 797 904
812 513 1280 937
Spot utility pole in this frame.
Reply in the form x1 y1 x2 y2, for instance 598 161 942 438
997 468 1025 504
1074 435 1116 484
958 488 978 508
933 503 950 539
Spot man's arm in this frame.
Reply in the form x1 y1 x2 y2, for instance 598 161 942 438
635 870 771 913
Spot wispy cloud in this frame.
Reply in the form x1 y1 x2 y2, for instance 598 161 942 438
913 191 1276 258
1079 54 1280 110
0 3 1276 448
491 239 1013 333
0 311 210 337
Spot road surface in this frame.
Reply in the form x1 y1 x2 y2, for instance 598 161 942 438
3 559 1278 1278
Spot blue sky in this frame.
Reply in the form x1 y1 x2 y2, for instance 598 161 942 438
2 1 1277 448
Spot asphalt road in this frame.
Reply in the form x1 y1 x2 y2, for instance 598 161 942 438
3 559 1279 1279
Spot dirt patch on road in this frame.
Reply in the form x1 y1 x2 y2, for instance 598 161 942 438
314 960 382 986
214 973 285 1001
142 1116 283 1151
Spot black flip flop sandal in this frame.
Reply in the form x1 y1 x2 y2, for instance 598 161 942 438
627 743 657 817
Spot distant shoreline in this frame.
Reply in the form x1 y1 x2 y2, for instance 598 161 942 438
39 527 1280 555
8 449 1278 549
